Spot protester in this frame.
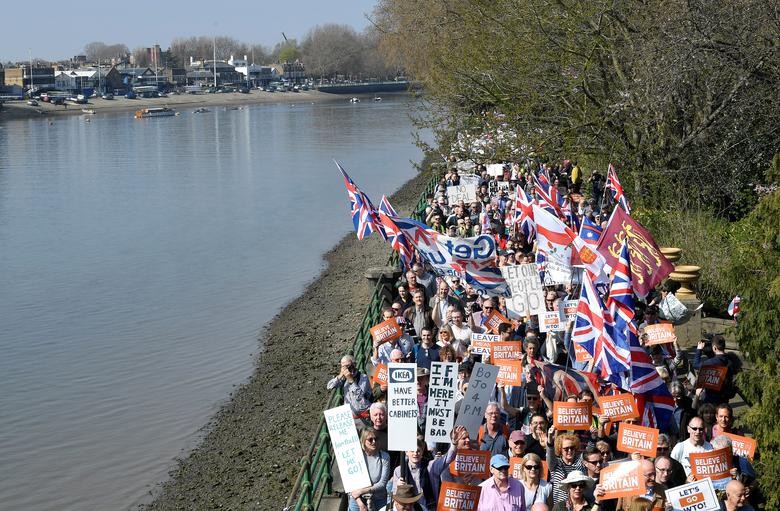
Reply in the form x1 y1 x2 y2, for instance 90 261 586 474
519 453 553 509
327 354 373 421
372 308 414 365
552 472 594 511
478 454 527 510
391 439 434 511
654 435 686 488
404 291 434 340
615 459 666 510
721 480 755 511
387 483 423 511
671 416 713 479
349 428 391 511
546 429 586 506
413 327 439 371
479 402 510 456
693 335 739 405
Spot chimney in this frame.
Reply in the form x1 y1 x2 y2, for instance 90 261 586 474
190 56 194 65
244 55 248 62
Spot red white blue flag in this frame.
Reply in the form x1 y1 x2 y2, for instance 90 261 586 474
579 217 603 247
606 163 631 213
513 185 536 241
727 296 741 317
573 271 630 377
335 161 382 240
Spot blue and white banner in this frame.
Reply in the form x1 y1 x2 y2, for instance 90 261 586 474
393 217 509 296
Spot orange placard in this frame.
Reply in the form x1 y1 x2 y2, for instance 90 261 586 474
696 365 728 391
616 422 659 458
599 460 646 499
490 341 523 362
510 457 548 480
690 447 732 481
496 360 523 386
552 401 592 431
573 342 593 362
370 318 403 345
723 433 757 461
642 323 677 345
371 364 388 387
484 309 510 333
598 394 640 422
437 481 482 511
448 449 491 478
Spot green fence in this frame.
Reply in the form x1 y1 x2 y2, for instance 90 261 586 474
284 168 439 511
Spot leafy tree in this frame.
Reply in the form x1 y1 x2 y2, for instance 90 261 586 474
725 153 780 507
274 40 300 63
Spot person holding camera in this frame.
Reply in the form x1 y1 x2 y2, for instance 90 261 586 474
327 354 373 421
693 335 740 405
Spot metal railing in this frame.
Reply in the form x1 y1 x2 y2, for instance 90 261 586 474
284 167 439 511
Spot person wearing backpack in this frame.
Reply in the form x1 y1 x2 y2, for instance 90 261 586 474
693 335 740 405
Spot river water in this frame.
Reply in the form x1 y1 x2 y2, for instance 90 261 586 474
0 95 424 510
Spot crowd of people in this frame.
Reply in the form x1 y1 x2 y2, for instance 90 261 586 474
327 159 755 511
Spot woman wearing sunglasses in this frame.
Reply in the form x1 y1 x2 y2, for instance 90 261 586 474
552 472 595 511
519 453 552 510
349 428 391 511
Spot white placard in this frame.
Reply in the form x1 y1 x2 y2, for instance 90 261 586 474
665 478 720 511
469 332 499 357
387 363 418 451
561 299 578 321
486 163 505 176
425 362 459 443
454 362 499 438
460 174 481 187
447 184 477 204
541 246 573 285
538 311 565 332
501 264 546 317
324 404 371 492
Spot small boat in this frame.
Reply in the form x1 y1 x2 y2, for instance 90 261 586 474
373 96 382 101
82 108 96 114
349 97 360 103
134 107 176 119
193 107 211 113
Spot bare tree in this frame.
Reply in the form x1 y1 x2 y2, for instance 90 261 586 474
84 41 129 62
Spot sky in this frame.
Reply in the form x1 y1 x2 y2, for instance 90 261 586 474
1 0 379 63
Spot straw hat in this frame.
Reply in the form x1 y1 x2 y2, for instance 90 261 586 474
559 472 595 492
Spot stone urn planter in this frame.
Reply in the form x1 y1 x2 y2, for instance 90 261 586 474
669 265 701 300
660 247 682 263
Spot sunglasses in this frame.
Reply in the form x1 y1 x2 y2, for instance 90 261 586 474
570 483 586 489
561 446 576 451
366 438 377 442
524 465 540 470
689 426 705 431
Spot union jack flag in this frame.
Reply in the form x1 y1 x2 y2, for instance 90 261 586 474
727 296 741 317
606 163 631 213
378 195 398 217
579 217 603 247
534 174 563 218
573 271 631 377
377 211 416 268
335 161 382 240
527 359 600 402
605 242 675 431
533 205 606 281
513 185 536 241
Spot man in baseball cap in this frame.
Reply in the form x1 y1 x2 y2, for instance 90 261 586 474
478 454 526 509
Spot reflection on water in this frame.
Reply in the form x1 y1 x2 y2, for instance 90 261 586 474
0 95 424 510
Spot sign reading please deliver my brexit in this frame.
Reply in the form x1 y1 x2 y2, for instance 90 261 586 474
552 401 592 430
665 478 720 511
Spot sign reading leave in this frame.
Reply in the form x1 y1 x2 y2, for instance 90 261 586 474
470 332 498 360
616 422 659 457
438 482 482 511
696 366 728 391
599 460 645 499
496 360 523 386
599 393 640 422
690 447 732 481
370 318 403 345
552 401 592 430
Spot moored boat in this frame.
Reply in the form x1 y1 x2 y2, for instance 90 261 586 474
82 108 96 114
134 107 176 119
